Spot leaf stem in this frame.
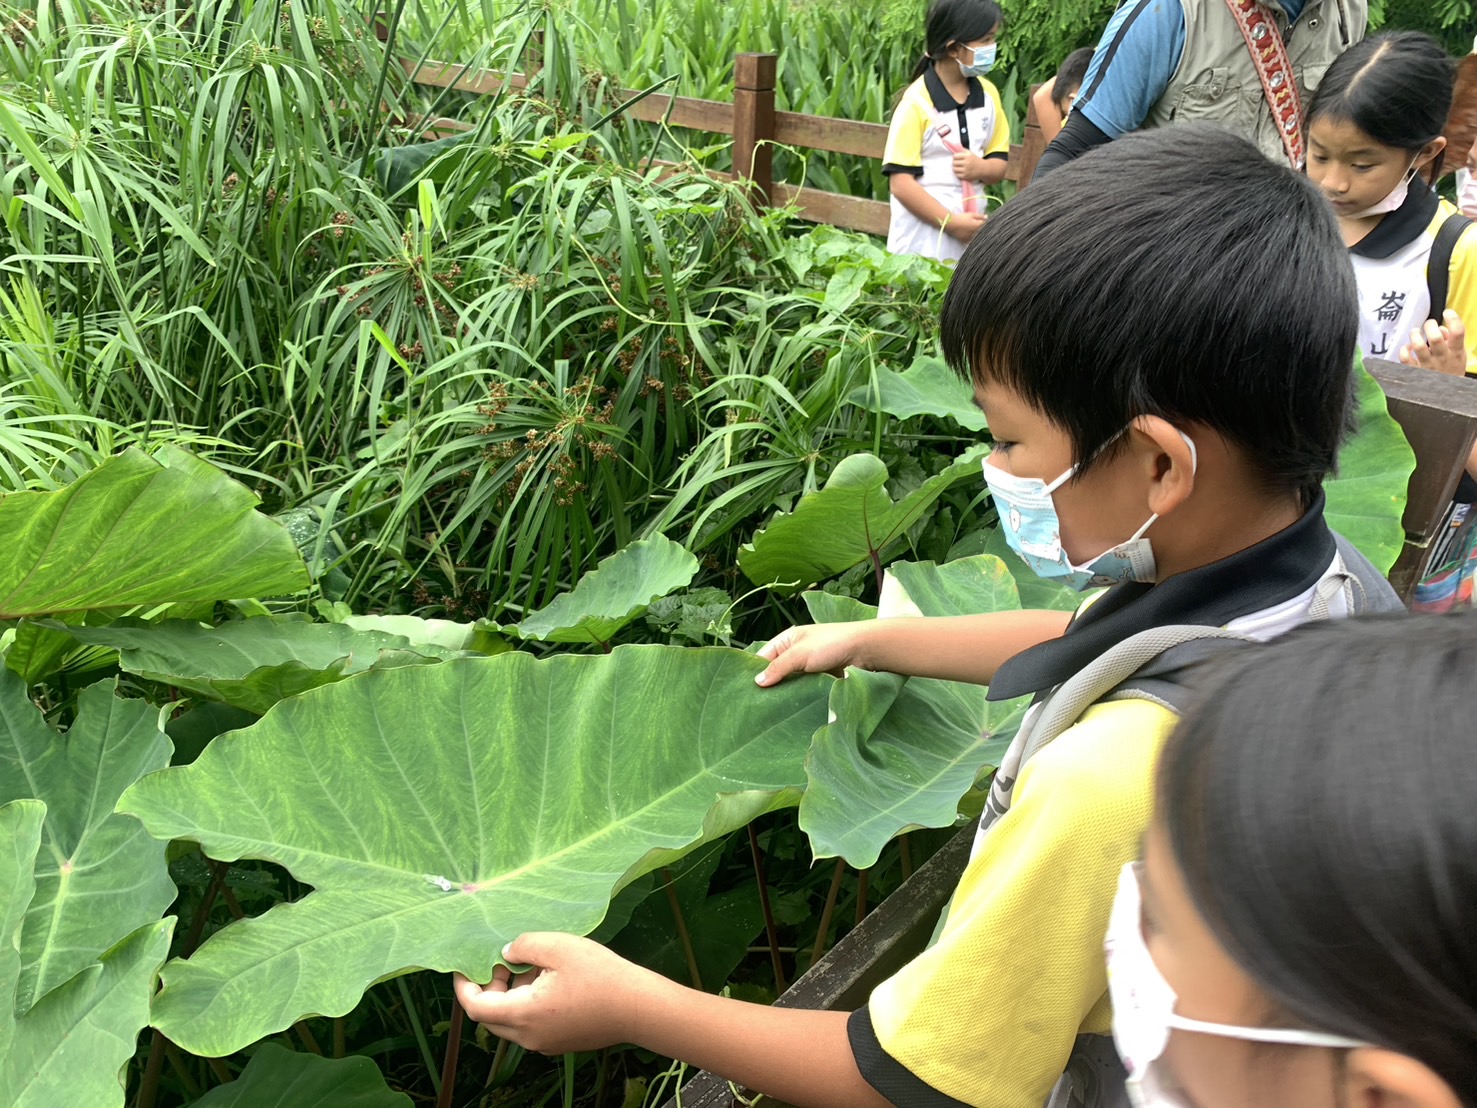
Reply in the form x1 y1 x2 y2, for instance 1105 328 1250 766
661 866 704 991
747 824 787 992
435 997 465 1108
397 975 442 1097
809 858 847 969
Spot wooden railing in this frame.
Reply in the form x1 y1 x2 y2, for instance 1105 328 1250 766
398 51 1048 236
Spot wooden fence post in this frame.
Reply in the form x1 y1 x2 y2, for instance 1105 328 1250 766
1016 83 1047 189
732 53 777 207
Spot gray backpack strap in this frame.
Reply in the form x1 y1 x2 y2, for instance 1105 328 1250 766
980 625 1257 834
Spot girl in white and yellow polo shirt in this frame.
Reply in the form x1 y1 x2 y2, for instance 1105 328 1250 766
882 0 1010 262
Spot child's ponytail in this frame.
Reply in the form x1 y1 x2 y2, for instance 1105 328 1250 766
1307 32 1456 179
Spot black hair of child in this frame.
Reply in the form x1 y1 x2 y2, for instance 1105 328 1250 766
1307 31 1456 178
939 124 1357 505
910 0 1003 81
1051 47 1095 114
1157 610 1477 1103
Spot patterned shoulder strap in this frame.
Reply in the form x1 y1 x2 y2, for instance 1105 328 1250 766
1223 0 1305 168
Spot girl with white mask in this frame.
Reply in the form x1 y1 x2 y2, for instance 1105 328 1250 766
1107 612 1476 1108
1306 32 1477 378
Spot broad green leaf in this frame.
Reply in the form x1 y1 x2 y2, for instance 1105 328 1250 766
342 614 507 654
0 447 308 619
844 356 987 431
798 558 1030 866
0 918 174 1108
0 798 172 1108
55 617 466 715
509 534 699 644
191 1043 411 1108
118 647 832 1056
0 673 172 1015
738 448 989 594
1326 359 1416 574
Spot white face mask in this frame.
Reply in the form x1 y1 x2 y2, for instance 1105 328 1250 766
1460 167 1477 219
1105 862 1369 1107
1348 159 1420 219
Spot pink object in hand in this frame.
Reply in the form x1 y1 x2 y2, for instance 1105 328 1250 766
935 123 980 215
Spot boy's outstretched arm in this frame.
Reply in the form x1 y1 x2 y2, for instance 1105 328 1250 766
755 609 1073 688
454 933 892 1108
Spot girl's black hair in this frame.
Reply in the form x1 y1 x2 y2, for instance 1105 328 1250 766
910 0 1003 81
1051 47 1094 114
1307 31 1456 177
1157 611 1477 1104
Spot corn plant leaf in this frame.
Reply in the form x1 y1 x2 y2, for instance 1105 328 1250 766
0 672 173 1016
738 447 989 595
53 617 466 715
844 355 987 431
0 447 308 620
508 534 699 644
798 557 1030 866
0 799 173 1108
118 647 832 1056
191 1043 411 1108
1324 359 1417 575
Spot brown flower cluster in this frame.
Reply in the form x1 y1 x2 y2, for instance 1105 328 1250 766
5 9 36 45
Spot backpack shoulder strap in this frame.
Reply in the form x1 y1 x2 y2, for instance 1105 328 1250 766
1428 212 1475 322
979 625 1256 833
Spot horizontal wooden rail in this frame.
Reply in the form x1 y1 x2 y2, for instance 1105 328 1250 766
397 54 1047 234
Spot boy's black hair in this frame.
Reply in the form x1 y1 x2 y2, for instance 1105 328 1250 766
940 124 1357 504
1051 47 1094 113
1308 32 1455 178
1158 610 1477 1103
910 0 1003 81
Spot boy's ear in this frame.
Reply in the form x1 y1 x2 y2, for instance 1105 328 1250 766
1341 1048 1461 1108
1130 415 1196 518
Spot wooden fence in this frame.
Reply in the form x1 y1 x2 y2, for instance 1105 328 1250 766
398 51 1048 236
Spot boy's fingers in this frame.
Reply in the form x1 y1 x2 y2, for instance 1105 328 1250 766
1446 310 1467 343
502 931 565 968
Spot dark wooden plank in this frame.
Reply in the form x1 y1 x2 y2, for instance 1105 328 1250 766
660 827 974 1108
1015 84 1047 189
733 53 777 205
401 57 531 95
620 91 736 133
772 183 890 237
1366 358 1477 597
773 112 888 158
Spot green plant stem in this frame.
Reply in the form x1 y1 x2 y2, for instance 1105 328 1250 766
747 824 786 992
854 867 871 928
899 834 913 881
333 1016 346 1059
661 866 704 991
397 975 442 1098
134 1032 167 1108
160 1041 203 1098
809 858 846 968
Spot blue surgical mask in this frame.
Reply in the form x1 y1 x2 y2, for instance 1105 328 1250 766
981 430 1197 592
959 42 996 77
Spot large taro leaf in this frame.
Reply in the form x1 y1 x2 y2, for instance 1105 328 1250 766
798 557 1031 866
191 1043 411 1108
117 647 832 1056
0 799 174 1108
53 616 466 715
342 614 507 655
0 672 173 1015
0 446 308 619
844 355 986 431
1325 359 1417 574
508 535 699 644
738 447 989 595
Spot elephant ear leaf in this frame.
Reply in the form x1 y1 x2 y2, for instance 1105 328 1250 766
799 556 1030 867
191 1043 411 1107
0 446 307 620
0 672 174 1016
118 646 832 1057
0 798 174 1108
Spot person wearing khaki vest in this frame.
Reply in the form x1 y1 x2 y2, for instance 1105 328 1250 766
1035 0 1366 178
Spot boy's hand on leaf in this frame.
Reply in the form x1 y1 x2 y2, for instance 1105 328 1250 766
755 622 870 686
945 211 987 243
1399 310 1468 377
453 933 660 1054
